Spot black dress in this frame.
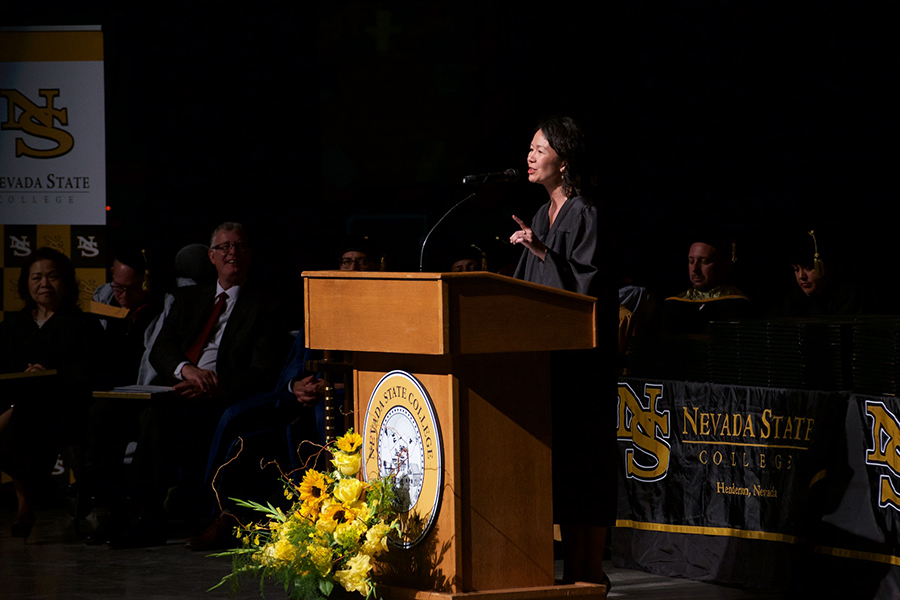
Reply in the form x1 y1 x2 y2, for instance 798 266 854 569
0 308 105 483
513 196 616 526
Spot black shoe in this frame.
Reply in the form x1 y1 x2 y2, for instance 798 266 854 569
108 516 167 549
10 511 36 540
85 517 115 546
185 513 236 551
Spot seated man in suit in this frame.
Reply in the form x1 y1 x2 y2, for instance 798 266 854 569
200 235 383 490
185 239 385 550
97 222 284 548
151 222 283 404
91 247 166 385
135 242 216 385
80 248 166 516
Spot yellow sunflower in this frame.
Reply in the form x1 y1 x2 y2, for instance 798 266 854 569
299 469 331 501
336 431 363 454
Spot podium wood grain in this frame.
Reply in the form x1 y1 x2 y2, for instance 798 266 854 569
304 271 596 355
303 271 599 596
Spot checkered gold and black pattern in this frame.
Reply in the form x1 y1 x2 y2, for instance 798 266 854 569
0 224 106 321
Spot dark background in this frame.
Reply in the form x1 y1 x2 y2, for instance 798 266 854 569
6 2 898 315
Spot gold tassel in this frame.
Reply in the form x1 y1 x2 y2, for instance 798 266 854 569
471 243 487 271
141 248 151 292
808 230 824 277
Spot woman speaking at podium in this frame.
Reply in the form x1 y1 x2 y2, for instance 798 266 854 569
510 115 613 586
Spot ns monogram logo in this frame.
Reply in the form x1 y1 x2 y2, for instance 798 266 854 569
864 400 900 512
0 89 75 159
77 235 100 258
617 383 671 482
9 235 32 257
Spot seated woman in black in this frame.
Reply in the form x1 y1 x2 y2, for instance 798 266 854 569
0 247 105 539
770 229 867 317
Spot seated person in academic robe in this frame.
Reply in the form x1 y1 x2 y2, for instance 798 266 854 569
449 243 486 272
769 228 868 317
337 237 384 272
0 247 105 540
184 329 327 550
659 236 751 334
90 222 285 548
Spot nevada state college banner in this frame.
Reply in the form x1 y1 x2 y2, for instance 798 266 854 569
0 26 106 225
616 378 842 541
614 379 900 595
818 394 900 565
0 26 107 318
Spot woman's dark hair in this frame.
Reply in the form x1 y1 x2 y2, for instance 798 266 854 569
17 247 80 312
537 115 593 198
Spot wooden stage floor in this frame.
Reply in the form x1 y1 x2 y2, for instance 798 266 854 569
0 508 790 600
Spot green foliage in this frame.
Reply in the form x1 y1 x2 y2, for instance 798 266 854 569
209 430 399 599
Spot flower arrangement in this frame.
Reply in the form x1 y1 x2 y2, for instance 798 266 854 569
210 430 400 599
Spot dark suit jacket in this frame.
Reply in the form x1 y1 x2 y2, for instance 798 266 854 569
149 282 286 407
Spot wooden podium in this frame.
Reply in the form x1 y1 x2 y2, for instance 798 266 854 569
304 271 605 600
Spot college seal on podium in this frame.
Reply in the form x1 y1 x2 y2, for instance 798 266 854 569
362 370 442 548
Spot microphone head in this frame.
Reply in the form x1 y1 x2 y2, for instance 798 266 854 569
461 169 520 185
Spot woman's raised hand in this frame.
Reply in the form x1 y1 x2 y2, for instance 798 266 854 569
510 215 547 260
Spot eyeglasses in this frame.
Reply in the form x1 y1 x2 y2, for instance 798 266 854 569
340 257 371 268
110 282 143 293
211 242 250 254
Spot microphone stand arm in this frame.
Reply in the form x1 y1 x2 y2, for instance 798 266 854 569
419 191 477 272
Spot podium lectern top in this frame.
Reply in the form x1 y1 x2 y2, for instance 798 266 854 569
303 271 597 355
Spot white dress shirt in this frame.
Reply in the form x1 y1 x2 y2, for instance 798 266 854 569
175 282 241 378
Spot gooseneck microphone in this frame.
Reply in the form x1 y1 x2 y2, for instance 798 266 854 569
419 192 476 271
461 168 520 185
419 169 521 271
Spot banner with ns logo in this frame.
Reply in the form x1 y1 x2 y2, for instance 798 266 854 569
614 380 900 592
817 394 900 567
0 25 106 226
0 26 106 320
616 378 841 540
